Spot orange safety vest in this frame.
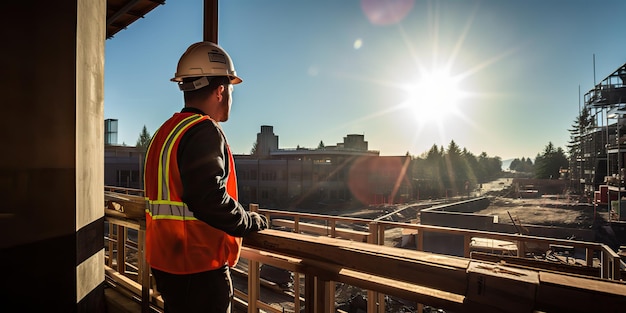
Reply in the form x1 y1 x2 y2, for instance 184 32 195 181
143 112 242 274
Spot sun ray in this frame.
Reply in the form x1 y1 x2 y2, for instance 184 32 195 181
316 2 524 155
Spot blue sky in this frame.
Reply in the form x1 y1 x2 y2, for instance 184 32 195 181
104 0 626 161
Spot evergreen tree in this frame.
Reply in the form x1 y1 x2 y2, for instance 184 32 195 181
534 142 568 179
136 125 151 152
411 142 503 198
250 140 258 155
510 157 533 172
317 140 325 149
444 140 464 193
567 108 592 185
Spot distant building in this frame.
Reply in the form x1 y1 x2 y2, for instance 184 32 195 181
104 119 143 189
105 118 118 146
255 125 279 157
104 144 143 189
236 126 413 209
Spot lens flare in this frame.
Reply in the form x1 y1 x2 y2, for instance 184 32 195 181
361 0 415 25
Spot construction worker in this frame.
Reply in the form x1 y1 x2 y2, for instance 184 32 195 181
143 41 268 313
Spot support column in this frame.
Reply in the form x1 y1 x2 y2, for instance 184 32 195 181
0 1 106 312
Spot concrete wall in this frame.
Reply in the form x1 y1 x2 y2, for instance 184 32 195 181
420 197 493 230
419 197 595 256
0 1 106 312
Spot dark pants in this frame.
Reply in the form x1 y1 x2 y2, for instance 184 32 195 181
151 266 233 313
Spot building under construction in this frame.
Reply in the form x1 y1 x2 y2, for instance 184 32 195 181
574 62 626 217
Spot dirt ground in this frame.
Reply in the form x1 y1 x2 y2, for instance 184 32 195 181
475 196 600 229
339 177 605 230
475 178 609 230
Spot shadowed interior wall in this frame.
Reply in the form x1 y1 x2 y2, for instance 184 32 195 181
0 1 105 312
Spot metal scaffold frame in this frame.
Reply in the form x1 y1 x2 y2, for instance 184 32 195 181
579 63 626 219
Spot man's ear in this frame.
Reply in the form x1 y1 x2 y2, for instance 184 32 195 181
215 85 225 102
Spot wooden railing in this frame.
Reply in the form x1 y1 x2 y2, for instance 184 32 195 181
257 207 623 281
103 192 626 313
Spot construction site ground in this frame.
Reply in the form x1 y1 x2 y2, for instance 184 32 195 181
330 178 605 230
245 177 619 313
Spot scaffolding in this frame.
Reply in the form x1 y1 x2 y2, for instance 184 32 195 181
578 63 626 217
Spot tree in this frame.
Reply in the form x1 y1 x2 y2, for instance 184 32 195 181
317 140 325 149
510 157 534 172
534 142 568 179
411 142 503 199
136 125 151 152
567 108 593 186
443 140 464 192
250 140 258 155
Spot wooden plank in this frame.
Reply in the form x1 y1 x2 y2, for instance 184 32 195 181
466 261 539 313
244 230 470 295
470 251 600 277
272 219 369 242
303 258 465 312
535 271 626 313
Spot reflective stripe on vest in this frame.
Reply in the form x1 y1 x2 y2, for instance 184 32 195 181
156 114 202 203
148 202 194 220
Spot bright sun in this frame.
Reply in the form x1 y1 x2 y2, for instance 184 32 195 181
401 69 465 124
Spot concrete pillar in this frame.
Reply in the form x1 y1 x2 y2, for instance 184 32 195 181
0 1 106 312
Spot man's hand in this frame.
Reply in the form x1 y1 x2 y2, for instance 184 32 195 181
249 212 268 231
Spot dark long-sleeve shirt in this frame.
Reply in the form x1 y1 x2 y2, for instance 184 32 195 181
177 107 260 237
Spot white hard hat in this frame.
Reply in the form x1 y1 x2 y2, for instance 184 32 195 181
171 42 242 91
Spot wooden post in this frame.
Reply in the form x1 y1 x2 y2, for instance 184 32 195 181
416 230 424 251
376 224 385 312
116 225 125 274
517 240 526 257
327 281 336 312
247 258 260 312
377 224 385 245
294 272 302 313
107 222 114 267
138 226 150 313
294 216 300 233
368 222 378 244
601 251 608 279
304 275 315 313
586 247 594 267
613 255 621 280
377 293 385 313
367 289 377 312
464 235 471 258
203 0 218 43
248 204 260 312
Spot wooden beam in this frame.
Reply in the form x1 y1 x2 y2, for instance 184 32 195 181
471 251 601 277
535 271 626 312
466 261 539 313
203 0 218 43
272 218 370 242
245 230 470 295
